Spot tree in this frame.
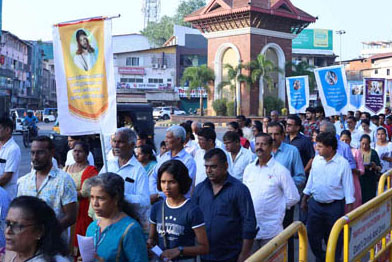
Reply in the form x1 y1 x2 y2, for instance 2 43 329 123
246 54 283 115
181 65 215 116
141 16 175 46
141 0 206 46
217 63 250 115
286 61 316 92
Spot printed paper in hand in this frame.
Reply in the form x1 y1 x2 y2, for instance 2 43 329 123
77 234 95 262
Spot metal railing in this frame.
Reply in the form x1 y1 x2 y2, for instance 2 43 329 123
245 222 308 262
326 188 392 262
378 169 392 194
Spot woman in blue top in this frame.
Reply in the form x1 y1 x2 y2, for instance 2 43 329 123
147 160 209 262
85 173 148 262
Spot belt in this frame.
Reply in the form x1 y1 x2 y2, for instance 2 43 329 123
314 198 344 206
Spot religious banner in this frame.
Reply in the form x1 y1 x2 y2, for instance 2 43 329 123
348 81 364 111
53 17 116 135
314 65 349 117
285 75 309 114
363 78 386 115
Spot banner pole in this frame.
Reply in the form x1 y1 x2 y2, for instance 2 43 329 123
100 131 108 173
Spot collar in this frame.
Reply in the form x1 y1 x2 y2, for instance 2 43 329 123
286 133 302 142
31 165 58 178
117 155 137 168
255 155 274 167
0 137 14 149
165 148 187 159
323 152 339 163
204 173 234 188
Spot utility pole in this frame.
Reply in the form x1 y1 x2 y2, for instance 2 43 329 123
336 30 346 65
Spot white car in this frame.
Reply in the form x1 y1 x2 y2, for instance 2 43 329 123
153 107 186 120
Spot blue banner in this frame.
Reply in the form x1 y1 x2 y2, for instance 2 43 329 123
348 81 363 110
286 75 309 114
314 65 348 116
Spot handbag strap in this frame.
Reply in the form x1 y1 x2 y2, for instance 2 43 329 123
161 200 168 249
116 222 135 262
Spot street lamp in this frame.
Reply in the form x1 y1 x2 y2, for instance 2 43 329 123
336 30 346 64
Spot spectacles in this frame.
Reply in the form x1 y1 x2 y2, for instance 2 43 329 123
5 220 36 234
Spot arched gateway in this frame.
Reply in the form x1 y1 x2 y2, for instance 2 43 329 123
185 0 316 116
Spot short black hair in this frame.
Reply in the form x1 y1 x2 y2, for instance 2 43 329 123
376 127 387 135
0 117 13 132
360 134 371 143
253 120 263 132
306 107 316 114
387 115 392 121
361 119 370 126
347 116 357 122
255 133 273 145
138 144 157 162
197 127 216 142
267 121 284 134
236 115 246 121
361 112 371 120
223 131 240 143
379 113 386 118
180 122 192 135
157 160 192 194
204 148 227 164
347 111 354 116
160 140 166 147
315 106 324 114
371 115 379 121
340 130 351 139
228 121 243 137
32 136 55 151
203 122 215 130
316 132 337 151
287 114 302 126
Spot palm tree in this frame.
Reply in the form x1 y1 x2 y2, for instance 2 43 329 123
181 65 215 116
286 61 316 92
217 63 250 115
246 54 283 115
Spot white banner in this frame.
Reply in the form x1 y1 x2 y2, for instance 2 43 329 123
53 17 116 135
314 65 349 117
285 75 309 114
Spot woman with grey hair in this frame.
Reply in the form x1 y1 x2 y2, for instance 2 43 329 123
82 173 148 262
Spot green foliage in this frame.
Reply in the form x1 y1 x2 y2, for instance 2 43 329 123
141 0 206 46
226 101 235 116
286 61 316 93
212 99 227 116
264 96 284 116
247 54 283 91
181 65 215 116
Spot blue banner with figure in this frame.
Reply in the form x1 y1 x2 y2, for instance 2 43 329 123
314 65 349 117
286 75 309 114
348 81 364 111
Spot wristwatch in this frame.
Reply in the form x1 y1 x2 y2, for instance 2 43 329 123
178 246 184 257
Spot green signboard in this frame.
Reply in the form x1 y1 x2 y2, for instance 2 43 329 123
292 29 333 50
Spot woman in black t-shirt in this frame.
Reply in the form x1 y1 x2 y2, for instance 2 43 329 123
147 160 209 262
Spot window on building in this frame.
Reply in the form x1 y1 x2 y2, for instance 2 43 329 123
120 78 143 83
375 69 378 74
387 69 390 76
126 57 139 66
148 78 163 83
167 78 172 82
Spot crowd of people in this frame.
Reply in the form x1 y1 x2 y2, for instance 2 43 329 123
0 105 391 261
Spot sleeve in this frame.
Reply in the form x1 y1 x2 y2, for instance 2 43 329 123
280 168 300 209
342 160 355 204
123 223 149 262
124 167 150 208
291 147 306 188
303 162 315 196
355 150 365 175
87 152 95 166
373 150 382 169
149 162 160 195
61 174 78 206
306 138 316 159
345 145 357 169
4 146 21 173
149 202 159 224
237 185 258 240
190 205 205 229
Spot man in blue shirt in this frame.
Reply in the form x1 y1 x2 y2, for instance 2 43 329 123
192 148 257 262
268 121 305 262
22 111 38 137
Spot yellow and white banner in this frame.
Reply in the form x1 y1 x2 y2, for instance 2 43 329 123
53 17 116 135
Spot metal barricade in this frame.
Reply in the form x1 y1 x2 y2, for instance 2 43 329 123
245 221 308 262
378 169 392 194
326 188 392 262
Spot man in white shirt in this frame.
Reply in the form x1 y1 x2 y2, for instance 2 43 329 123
191 121 202 145
180 122 198 157
301 132 355 262
223 131 255 182
65 136 95 166
202 122 225 149
244 133 299 250
0 118 21 199
237 115 253 141
346 116 361 148
100 127 150 232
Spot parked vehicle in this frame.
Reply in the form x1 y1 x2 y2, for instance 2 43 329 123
50 103 155 169
43 108 57 123
10 108 27 133
153 106 186 120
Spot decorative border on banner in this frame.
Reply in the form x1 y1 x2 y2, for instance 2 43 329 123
54 16 105 27
285 75 309 114
362 78 387 115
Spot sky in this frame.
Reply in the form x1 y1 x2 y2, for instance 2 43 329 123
3 0 391 61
